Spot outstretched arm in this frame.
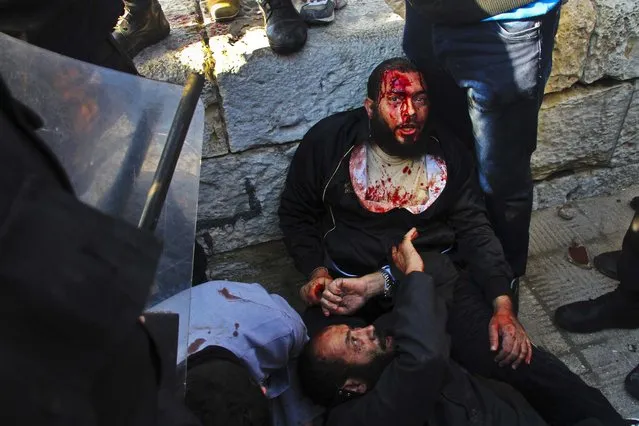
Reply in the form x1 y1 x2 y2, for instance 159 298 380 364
327 229 450 426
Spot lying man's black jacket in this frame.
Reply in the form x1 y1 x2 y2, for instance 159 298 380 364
279 108 512 302
326 268 547 426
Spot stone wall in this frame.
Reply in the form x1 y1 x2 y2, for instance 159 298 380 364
136 0 639 255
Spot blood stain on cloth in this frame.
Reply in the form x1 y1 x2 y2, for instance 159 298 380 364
218 287 241 300
187 338 206 354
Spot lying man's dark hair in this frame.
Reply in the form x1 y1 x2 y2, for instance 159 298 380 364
185 358 271 426
367 57 422 103
298 331 351 407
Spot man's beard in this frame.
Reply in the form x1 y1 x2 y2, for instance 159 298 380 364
345 328 394 389
370 108 431 159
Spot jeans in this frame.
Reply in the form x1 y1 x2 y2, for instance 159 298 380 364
403 5 562 277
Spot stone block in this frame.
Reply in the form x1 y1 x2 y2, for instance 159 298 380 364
203 103 230 158
533 162 639 209
210 0 404 152
612 79 639 166
197 144 297 253
546 0 596 93
533 81 633 179
583 0 639 83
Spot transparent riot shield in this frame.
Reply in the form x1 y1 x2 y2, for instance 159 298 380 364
0 33 203 391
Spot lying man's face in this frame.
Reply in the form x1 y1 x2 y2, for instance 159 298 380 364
314 324 394 365
366 70 430 158
298 323 396 406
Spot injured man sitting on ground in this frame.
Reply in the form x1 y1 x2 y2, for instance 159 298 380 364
299 229 626 426
280 57 627 425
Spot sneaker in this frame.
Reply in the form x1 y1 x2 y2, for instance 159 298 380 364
593 250 622 281
113 0 170 58
300 0 335 24
257 0 307 55
206 0 241 22
554 288 639 333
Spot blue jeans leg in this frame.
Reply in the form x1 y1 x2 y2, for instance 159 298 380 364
404 5 561 277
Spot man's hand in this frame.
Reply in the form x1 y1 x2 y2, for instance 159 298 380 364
391 228 424 275
299 267 333 306
320 272 385 316
489 296 533 369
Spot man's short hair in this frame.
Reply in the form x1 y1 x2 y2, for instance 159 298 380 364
185 358 271 426
367 57 422 103
298 329 350 407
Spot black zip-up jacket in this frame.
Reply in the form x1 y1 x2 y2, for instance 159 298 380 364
279 108 513 302
326 270 547 426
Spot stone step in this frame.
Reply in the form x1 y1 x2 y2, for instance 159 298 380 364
208 0 404 153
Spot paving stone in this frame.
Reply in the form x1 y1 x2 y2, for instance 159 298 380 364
527 204 603 257
581 343 639 418
519 283 573 356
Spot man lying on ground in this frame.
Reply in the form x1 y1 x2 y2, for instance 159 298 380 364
279 57 624 425
149 280 324 426
299 229 627 426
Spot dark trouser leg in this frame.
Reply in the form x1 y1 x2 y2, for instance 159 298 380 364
404 5 561 278
447 275 625 426
403 8 475 151
618 212 639 293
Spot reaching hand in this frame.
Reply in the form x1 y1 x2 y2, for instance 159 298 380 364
489 296 533 369
300 267 333 306
320 274 380 316
391 228 424 275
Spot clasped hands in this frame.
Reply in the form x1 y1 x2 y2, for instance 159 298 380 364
300 227 532 369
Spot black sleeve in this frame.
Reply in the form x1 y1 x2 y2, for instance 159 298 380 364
326 272 450 426
446 162 512 303
278 126 329 278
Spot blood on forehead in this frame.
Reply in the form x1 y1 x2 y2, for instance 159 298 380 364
377 69 426 102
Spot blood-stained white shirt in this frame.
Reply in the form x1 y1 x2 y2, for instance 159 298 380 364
349 142 448 214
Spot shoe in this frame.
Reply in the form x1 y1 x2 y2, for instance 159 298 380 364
554 288 639 333
113 0 171 59
257 0 307 55
593 250 621 281
626 364 639 401
300 0 335 23
206 0 240 21
631 196 639 212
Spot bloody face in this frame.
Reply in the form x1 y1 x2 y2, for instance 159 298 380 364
314 324 394 365
376 70 429 145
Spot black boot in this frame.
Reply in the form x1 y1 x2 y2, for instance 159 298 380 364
626 363 639 401
554 288 639 333
257 0 307 55
113 0 170 59
593 250 622 281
